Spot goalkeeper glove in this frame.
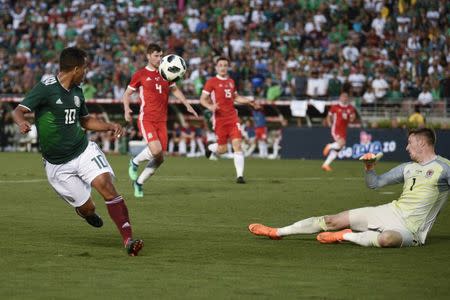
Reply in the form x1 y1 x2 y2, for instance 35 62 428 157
359 152 383 171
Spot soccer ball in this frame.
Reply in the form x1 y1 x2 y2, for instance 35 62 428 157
158 54 187 82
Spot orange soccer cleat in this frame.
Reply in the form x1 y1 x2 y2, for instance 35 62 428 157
316 229 352 244
322 144 332 157
248 223 282 240
321 164 332 172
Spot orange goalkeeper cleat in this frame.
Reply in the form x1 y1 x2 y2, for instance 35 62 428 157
321 164 332 172
316 229 352 243
322 144 332 157
248 223 282 240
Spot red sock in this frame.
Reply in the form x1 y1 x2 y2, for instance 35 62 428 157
105 195 132 246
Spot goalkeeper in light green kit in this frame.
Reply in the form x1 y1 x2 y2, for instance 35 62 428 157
249 128 450 248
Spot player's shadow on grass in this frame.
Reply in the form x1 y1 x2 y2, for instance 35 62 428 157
56 233 120 249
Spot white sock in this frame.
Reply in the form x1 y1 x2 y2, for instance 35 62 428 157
179 140 187 155
258 141 268 158
133 147 153 165
196 138 205 155
273 138 280 156
136 159 160 185
277 217 328 236
234 151 244 177
343 231 381 247
208 143 218 153
323 149 337 166
245 143 256 157
262 142 268 157
136 167 155 185
168 140 174 153
329 142 341 150
189 140 196 155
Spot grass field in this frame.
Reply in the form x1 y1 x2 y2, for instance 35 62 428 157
1 152 449 299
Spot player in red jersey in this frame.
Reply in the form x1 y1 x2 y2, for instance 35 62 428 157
122 43 197 197
200 57 259 183
322 84 357 171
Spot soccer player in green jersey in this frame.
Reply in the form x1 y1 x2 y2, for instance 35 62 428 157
249 128 450 248
13 47 144 256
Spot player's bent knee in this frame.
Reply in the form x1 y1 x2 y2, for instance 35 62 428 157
154 153 164 165
324 212 349 230
217 145 227 154
91 174 118 199
324 215 341 230
378 231 403 248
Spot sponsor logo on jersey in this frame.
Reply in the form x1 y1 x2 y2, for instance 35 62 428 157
155 77 160 81
74 96 80 107
56 98 63 104
146 77 152 81
425 169 434 178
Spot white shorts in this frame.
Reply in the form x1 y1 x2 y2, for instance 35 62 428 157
44 142 115 207
349 203 419 247
206 131 216 143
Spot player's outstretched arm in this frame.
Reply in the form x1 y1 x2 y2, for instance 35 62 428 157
171 85 198 117
122 87 135 123
235 94 259 109
80 115 123 138
13 105 32 134
364 162 406 189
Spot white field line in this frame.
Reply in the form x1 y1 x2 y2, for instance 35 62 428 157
0 176 362 184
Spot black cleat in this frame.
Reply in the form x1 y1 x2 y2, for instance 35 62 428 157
126 239 144 256
236 176 246 184
205 143 213 159
76 208 103 228
85 213 104 228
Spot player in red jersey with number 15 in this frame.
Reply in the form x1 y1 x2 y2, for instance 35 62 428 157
322 83 357 171
122 43 197 197
200 57 259 184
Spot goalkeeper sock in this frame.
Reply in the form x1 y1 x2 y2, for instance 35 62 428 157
342 231 381 247
277 216 328 236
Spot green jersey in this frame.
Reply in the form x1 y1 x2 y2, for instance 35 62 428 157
20 75 89 164
365 156 450 244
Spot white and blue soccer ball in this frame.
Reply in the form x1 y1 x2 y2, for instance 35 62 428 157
158 54 187 82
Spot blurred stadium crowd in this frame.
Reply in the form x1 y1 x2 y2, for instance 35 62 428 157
0 0 449 107
0 0 450 155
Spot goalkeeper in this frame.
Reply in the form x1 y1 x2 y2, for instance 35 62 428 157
249 128 450 248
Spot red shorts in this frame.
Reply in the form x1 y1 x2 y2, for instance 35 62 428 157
255 127 267 140
138 120 168 150
332 130 346 142
215 120 242 145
